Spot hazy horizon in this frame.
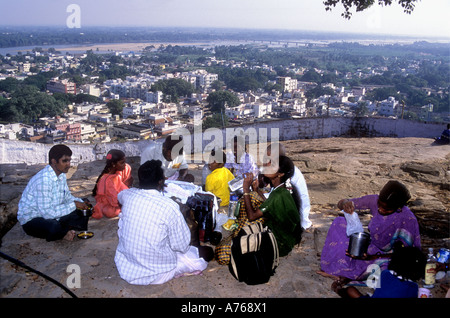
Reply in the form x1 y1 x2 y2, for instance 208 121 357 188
1 1 449 40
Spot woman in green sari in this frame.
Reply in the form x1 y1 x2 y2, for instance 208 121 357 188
244 155 302 256
214 155 302 264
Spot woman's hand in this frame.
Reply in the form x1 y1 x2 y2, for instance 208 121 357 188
124 175 133 187
345 250 368 260
242 172 253 193
338 199 355 214
251 178 259 192
345 250 389 261
75 200 89 210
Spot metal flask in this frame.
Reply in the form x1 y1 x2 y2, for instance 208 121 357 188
348 232 371 258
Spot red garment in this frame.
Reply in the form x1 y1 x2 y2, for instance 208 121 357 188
118 163 133 187
93 167 130 219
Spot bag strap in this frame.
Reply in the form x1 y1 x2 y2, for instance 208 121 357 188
240 232 262 254
268 230 280 268
240 222 264 236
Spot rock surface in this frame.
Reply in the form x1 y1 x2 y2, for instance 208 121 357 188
0 137 449 299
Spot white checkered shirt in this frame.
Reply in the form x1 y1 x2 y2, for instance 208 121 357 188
17 165 82 225
114 188 191 285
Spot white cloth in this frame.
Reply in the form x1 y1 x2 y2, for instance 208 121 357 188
163 180 221 231
291 167 312 229
140 141 188 178
163 180 201 204
150 246 205 284
114 188 207 285
343 211 364 236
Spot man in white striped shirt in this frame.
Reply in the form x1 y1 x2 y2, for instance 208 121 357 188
266 143 312 230
114 159 208 285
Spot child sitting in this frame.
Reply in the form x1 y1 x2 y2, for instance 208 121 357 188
334 245 426 298
205 149 235 207
92 149 132 219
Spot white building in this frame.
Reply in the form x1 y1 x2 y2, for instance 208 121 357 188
187 106 203 122
80 122 97 141
225 104 253 119
87 85 101 97
89 113 112 124
253 103 272 118
122 102 155 119
0 123 34 140
276 76 298 92
108 80 150 100
145 91 163 103
74 103 107 115
365 101 378 114
110 123 155 140
179 70 218 91
195 72 218 90
284 98 307 115
378 96 399 117
156 103 178 118
420 103 434 121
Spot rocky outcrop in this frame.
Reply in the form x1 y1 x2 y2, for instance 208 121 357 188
0 137 448 298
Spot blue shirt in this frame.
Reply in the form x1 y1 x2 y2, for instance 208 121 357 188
371 270 418 298
17 165 82 225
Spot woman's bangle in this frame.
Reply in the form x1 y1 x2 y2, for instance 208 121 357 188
243 193 250 196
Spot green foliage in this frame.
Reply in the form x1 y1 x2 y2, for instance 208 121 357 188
365 87 401 101
361 60 450 112
305 86 335 100
210 80 226 91
100 64 135 80
23 71 59 91
208 66 270 92
150 78 194 103
0 85 66 123
0 77 20 92
300 69 322 83
207 91 240 112
323 0 417 19
0 26 448 124
106 99 125 116
203 113 229 129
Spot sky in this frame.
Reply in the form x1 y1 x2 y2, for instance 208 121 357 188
1 0 449 39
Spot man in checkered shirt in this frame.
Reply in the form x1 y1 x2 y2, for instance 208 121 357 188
114 159 208 285
17 144 90 241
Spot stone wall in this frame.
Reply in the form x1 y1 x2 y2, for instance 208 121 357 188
0 117 445 165
0 139 149 166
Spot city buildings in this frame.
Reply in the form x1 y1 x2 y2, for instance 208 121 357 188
46 78 77 94
0 41 447 144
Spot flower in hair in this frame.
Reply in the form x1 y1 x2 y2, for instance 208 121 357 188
106 153 112 160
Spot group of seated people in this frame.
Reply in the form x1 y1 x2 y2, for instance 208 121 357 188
16 134 429 297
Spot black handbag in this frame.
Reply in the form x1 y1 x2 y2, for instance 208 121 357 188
229 223 279 285
186 193 216 243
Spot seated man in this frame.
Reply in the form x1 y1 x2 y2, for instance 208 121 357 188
267 143 312 230
17 144 90 241
140 134 194 182
435 123 450 144
114 159 209 285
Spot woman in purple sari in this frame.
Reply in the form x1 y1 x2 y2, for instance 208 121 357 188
319 180 421 283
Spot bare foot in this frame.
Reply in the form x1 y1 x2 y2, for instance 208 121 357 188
316 270 339 280
63 230 76 241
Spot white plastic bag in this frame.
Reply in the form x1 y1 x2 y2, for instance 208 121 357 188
343 211 364 236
